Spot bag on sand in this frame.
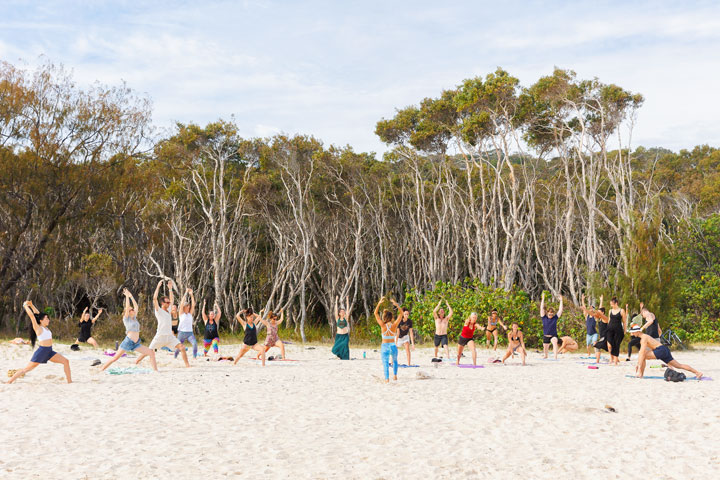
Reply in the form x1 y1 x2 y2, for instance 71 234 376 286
664 368 686 382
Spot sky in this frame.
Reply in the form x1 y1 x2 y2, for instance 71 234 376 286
1 0 719 154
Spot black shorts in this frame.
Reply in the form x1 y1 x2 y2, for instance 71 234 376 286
458 335 473 346
543 335 556 345
77 335 91 343
653 345 674 364
434 334 448 347
172 324 179 334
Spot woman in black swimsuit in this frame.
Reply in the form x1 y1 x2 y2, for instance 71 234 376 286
605 297 627 366
71 306 102 350
233 308 270 366
501 322 526 365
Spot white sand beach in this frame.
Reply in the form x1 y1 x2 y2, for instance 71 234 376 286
1 342 719 479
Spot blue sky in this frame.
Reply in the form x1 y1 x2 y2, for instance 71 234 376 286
2 0 719 153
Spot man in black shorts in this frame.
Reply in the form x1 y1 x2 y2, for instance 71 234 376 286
630 323 702 379
433 299 453 359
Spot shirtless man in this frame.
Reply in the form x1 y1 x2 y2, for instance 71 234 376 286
629 324 702 379
556 336 579 354
432 299 453 359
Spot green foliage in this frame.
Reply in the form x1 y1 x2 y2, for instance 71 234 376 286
671 214 720 342
402 279 534 344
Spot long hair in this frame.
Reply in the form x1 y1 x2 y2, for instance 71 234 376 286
382 310 394 323
29 312 48 348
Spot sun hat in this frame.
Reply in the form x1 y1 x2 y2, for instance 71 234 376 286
628 323 642 333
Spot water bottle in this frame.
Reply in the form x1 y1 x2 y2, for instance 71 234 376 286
115 340 119 351
363 351 366 359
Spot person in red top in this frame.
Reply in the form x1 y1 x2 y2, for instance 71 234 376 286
456 312 484 366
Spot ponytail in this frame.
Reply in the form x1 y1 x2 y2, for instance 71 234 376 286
29 312 48 348
29 320 37 348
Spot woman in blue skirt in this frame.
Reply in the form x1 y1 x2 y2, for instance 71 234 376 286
8 300 72 384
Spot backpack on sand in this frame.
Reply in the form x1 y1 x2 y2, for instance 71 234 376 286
664 368 686 382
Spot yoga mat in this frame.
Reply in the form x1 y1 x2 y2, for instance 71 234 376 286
577 361 609 365
107 366 151 375
625 374 712 381
397 364 419 368
103 351 126 357
452 364 485 368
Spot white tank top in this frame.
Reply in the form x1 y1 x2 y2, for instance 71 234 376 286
178 312 193 332
37 326 52 341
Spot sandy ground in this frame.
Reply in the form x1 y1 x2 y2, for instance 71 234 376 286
1 340 719 479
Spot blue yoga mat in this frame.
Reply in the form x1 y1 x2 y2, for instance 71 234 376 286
397 364 419 368
625 374 712 381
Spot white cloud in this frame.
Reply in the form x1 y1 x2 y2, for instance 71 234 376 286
1 0 719 154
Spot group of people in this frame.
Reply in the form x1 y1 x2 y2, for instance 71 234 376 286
6 283 703 385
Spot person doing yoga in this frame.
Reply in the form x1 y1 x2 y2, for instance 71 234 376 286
581 294 597 356
432 299 452 359
202 300 221 356
175 288 198 359
8 301 72 384
101 288 158 372
606 297 627 366
540 292 563 359
72 306 102 350
233 308 268 366
374 296 402 383
457 312 484 366
485 309 506 352
331 295 351 360
391 299 414 366
626 302 662 361
556 336 579 354
630 323 702 379
501 322 527 365
135 280 190 367
589 295 608 363
256 309 287 360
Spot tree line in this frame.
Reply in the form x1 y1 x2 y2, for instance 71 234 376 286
1 60 718 341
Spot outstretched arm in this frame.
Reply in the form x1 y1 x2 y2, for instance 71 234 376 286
202 300 208 325
92 309 103 323
23 301 41 334
540 292 546 317
277 310 285 326
153 280 163 311
129 291 138 312
236 312 247 329
167 280 175 309
581 294 588 316
123 290 131 317
334 296 339 320
622 304 628 332
346 295 352 319
189 290 196 315
214 302 221 321
433 299 442 319
390 298 402 322
557 296 564 318
599 295 603 309
374 297 384 327
446 301 453 321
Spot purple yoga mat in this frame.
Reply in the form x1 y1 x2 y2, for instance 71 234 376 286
452 363 485 368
